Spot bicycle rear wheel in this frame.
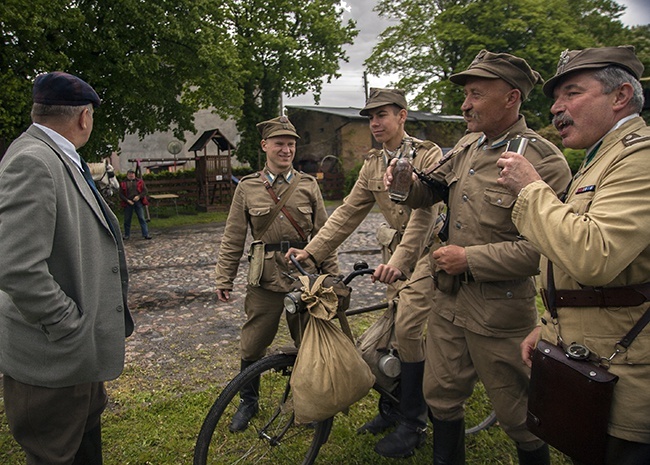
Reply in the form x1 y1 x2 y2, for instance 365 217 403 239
464 381 497 434
194 353 333 465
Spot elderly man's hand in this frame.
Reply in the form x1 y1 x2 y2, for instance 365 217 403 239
496 152 542 195
520 326 542 368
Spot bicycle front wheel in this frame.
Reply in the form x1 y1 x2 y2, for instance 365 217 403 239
194 353 333 465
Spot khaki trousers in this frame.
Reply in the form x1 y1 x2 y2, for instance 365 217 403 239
240 285 308 361
3 376 107 465
391 275 434 363
423 313 544 449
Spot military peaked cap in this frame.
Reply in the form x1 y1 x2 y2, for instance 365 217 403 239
360 88 408 116
256 115 300 140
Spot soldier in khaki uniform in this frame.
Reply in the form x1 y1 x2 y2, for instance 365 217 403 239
287 88 444 458
215 115 338 432
498 46 650 465
387 51 572 464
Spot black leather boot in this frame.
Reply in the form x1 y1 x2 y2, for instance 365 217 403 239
72 424 103 465
374 361 427 458
357 393 398 435
432 417 465 465
229 359 260 432
517 444 550 465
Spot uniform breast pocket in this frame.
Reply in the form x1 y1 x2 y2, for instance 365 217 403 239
296 205 314 233
248 206 271 231
568 191 595 215
478 188 517 233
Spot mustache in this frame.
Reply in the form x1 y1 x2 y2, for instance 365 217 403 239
552 112 573 128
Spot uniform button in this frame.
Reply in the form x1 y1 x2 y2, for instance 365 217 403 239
280 215 284 219
455 222 461 229
462 194 468 202
116 305 123 312
399 209 404 215
506 291 514 299
497 198 502 205
112 266 119 273
469 169 475 175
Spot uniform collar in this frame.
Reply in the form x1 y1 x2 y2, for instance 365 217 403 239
382 132 414 165
263 166 294 184
476 115 528 151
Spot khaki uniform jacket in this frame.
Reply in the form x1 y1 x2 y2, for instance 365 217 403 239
215 168 338 294
407 116 572 337
513 116 650 443
0 125 133 388
305 136 443 283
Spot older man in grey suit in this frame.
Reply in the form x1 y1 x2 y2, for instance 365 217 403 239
0 72 134 465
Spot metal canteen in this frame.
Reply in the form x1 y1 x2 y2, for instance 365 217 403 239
378 349 401 378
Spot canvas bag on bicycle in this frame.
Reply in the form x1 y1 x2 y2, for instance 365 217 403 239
247 173 305 287
291 274 375 424
527 262 650 465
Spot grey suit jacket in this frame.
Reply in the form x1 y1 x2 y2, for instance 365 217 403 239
0 125 134 388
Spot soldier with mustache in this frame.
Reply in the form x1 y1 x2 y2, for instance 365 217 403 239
498 46 650 465
386 50 572 464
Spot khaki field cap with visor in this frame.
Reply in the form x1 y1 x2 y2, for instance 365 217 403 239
542 45 644 98
360 88 408 116
450 50 543 99
256 115 300 140
33 71 101 107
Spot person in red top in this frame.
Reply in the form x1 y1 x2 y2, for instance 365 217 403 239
119 169 151 239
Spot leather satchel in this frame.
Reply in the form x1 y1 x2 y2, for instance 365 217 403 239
527 339 618 465
529 261 650 464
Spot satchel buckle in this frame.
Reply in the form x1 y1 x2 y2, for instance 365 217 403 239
280 241 291 253
566 343 590 360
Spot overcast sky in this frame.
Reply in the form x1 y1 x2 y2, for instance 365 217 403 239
283 0 650 109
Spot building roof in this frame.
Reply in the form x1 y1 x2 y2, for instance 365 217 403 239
286 105 464 123
189 128 236 153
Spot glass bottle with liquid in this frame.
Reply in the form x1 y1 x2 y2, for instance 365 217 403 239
388 138 415 202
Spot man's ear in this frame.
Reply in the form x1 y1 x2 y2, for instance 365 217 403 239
505 88 522 108
611 82 634 111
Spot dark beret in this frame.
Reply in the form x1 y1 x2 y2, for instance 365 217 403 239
360 88 408 116
33 71 101 108
450 50 543 99
543 46 644 98
256 115 300 140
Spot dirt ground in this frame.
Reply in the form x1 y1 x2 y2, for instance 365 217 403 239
120 212 388 390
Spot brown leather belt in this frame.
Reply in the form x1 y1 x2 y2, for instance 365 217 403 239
553 283 650 307
265 241 308 253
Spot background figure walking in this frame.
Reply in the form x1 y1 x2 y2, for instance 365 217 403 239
120 168 151 240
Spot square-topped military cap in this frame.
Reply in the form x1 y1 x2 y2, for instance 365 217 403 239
360 88 408 116
450 50 543 99
33 71 101 107
542 45 644 98
256 115 300 139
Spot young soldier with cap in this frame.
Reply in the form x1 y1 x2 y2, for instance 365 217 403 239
287 88 444 458
215 115 338 432
497 46 650 465
0 72 133 464
386 51 572 464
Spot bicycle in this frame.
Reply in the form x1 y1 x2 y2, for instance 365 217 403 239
193 259 497 465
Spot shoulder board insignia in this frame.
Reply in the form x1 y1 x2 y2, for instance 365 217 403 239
622 132 650 147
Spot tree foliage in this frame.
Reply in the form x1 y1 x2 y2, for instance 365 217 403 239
226 0 357 168
0 0 356 164
366 0 647 129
